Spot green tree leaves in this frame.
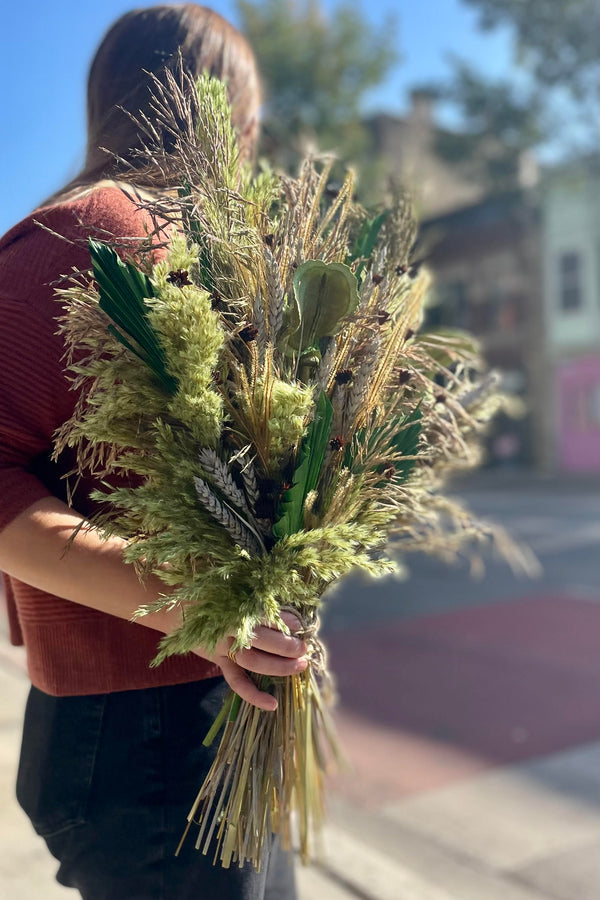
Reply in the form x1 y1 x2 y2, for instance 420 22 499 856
235 0 399 174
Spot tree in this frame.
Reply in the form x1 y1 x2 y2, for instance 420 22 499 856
432 60 546 193
434 0 599 192
235 0 399 177
463 0 600 98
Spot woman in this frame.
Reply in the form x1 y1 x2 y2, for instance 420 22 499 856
0 6 300 899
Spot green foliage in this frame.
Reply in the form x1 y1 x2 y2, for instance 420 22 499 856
55 74 502 675
286 261 359 353
384 406 423 484
193 73 243 189
148 265 225 448
266 380 314 468
178 183 216 292
135 511 395 665
464 0 600 98
345 405 422 484
433 0 599 188
89 240 178 394
347 210 389 286
431 59 546 193
235 0 399 174
273 391 333 540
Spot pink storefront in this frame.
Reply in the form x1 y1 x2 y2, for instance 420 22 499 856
556 355 600 472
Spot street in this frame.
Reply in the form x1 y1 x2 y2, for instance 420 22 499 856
315 471 600 900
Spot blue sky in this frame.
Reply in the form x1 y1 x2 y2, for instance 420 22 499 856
0 1 515 234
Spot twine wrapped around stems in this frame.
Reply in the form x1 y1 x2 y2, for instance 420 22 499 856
279 604 335 703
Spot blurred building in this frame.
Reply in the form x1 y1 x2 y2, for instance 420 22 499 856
419 193 543 467
367 95 599 472
366 90 486 218
539 157 600 473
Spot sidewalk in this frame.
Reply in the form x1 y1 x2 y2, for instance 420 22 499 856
1 639 598 900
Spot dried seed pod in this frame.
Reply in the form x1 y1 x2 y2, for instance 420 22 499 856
166 269 192 287
239 325 259 343
334 368 354 385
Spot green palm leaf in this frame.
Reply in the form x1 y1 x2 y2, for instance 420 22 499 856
89 239 178 394
272 390 333 540
347 210 389 285
388 406 422 483
345 404 422 484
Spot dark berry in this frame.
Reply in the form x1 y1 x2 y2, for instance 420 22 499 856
166 269 192 288
239 325 259 343
334 368 354 385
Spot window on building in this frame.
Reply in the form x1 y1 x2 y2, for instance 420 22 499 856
558 251 583 311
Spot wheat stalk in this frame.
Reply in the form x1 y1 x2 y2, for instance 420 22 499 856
264 245 285 343
235 450 260 511
193 476 263 555
252 289 267 358
199 448 253 512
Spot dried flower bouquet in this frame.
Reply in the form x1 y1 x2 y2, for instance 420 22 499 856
54 72 525 870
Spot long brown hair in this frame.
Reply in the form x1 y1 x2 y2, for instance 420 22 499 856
45 4 261 204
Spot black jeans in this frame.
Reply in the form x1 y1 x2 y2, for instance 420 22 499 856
16 678 296 900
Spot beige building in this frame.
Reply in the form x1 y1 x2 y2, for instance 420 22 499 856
366 90 487 218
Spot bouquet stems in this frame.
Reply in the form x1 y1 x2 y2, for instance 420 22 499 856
177 656 341 869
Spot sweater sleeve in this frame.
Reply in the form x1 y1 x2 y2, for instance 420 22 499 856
0 186 162 533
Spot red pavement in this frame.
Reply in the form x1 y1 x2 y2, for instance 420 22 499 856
326 594 600 807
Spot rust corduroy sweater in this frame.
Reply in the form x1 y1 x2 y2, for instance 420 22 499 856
0 185 219 695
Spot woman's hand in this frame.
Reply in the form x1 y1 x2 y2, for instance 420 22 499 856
0 497 306 712
203 611 308 711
